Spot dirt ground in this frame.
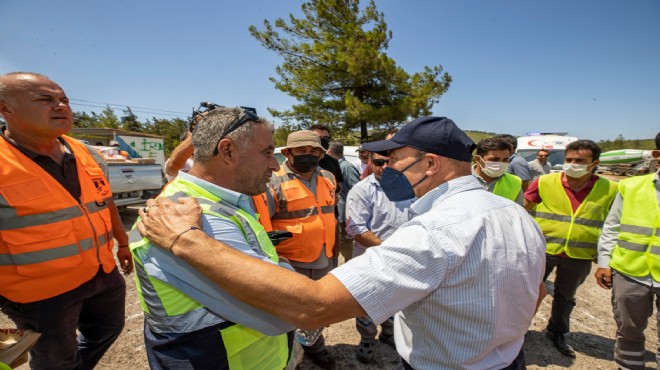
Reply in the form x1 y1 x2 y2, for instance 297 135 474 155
3 203 659 369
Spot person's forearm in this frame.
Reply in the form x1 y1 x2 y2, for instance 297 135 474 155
171 230 365 329
354 231 382 248
165 139 194 178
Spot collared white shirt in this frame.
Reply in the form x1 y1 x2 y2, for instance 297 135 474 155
332 175 546 369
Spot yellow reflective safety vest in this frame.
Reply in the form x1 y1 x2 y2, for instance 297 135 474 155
610 174 660 281
269 166 336 263
532 172 618 259
129 178 292 369
492 173 522 201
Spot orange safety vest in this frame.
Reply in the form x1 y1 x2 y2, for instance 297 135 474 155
0 135 116 303
252 193 273 232
269 166 336 262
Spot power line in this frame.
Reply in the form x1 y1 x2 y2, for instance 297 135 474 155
69 98 189 115
70 102 187 117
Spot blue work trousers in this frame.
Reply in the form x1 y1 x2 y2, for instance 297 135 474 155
0 267 126 370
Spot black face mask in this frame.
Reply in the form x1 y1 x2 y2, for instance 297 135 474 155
291 154 320 173
320 137 330 150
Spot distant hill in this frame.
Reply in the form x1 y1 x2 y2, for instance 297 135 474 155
464 130 498 143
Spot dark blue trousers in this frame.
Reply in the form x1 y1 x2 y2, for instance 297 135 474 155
0 267 126 370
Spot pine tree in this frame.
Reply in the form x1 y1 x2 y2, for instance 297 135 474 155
250 0 451 141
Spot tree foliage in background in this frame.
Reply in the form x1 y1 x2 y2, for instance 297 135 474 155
69 107 187 156
250 0 452 142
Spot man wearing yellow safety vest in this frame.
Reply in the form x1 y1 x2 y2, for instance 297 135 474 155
472 137 524 205
524 139 618 358
595 132 660 370
265 130 337 369
0 72 132 369
129 107 298 369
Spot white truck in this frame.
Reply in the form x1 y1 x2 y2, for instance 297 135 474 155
516 133 579 171
72 128 167 208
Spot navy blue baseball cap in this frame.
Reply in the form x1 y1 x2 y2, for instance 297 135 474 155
361 116 476 162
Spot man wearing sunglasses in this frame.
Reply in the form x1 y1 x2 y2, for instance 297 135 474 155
345 150 415 363
137 116 547 370
129 107 298 369
529 149 553 180
266 130 338 369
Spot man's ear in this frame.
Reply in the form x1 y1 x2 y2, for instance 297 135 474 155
652 150 660 159
425 154 442 176
0 100 11 115
216 138 236 162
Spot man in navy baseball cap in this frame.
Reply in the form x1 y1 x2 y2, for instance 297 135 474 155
362 116 475 163
361 116 476 201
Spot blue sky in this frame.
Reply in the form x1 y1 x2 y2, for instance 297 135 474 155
1 0 658 141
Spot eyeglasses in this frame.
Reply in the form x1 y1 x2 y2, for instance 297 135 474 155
538 155 548 158
212 110 260 156
371 159 389 167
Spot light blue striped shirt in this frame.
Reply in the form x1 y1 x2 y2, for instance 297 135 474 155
345 174 415 256
332 175 546 369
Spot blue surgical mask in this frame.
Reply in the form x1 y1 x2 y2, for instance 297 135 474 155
380 156 426 201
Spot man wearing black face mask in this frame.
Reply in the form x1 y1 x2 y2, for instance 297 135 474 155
309 124 344 195
266 130 338 369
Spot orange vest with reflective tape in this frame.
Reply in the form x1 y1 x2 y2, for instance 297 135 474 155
252 193 273 232
269 166 336 262
0 135 116 303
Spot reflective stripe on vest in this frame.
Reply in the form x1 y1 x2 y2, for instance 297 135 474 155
269 166 336 262
610 174 660 281
532 172 618 259
492 173 522 201
0 135 116 303
129 179 289 368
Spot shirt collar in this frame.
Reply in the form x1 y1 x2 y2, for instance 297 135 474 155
410 175 482 217
1 126 73 158
177 171 253 214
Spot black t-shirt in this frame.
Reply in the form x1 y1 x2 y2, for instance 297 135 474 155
319 155 344 186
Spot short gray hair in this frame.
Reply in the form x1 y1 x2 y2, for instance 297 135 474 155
192 107 273 165
328 141 344 156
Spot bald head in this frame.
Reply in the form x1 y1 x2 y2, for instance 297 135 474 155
0 72 73 142
0 72 52 102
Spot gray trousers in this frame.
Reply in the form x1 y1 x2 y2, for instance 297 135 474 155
544 254 592 334
293 264 334 354
611 271 660 370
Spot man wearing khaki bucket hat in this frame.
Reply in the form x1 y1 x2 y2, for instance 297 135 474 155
266 130 338 369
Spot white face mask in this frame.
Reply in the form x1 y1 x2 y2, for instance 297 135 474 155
479 159 509 178
563 163 590 178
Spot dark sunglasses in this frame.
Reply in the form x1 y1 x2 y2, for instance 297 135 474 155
372 159 389 167
212 110 260 156
538 155 548 157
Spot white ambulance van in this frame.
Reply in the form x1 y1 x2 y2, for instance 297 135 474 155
516 133 578 171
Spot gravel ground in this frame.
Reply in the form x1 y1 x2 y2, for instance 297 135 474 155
3 202 658 369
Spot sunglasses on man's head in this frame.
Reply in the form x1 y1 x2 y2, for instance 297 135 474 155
372 159 389 167
212 110 260 156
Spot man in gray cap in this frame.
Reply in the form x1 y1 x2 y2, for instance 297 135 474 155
137 116 547 370
266 130 338 369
